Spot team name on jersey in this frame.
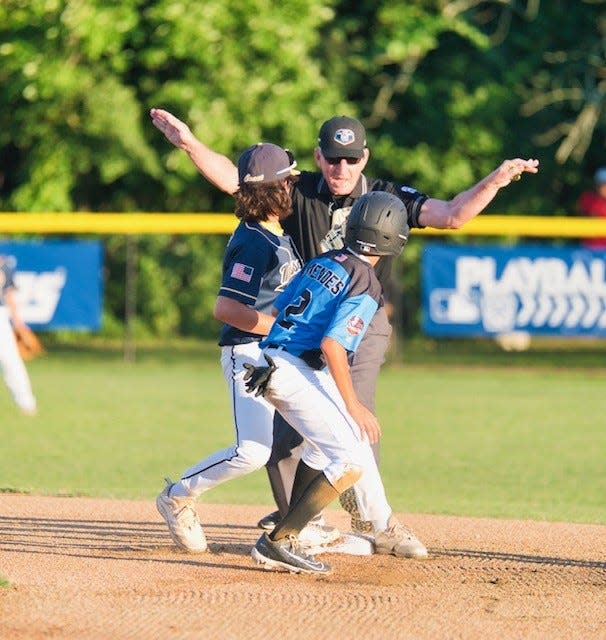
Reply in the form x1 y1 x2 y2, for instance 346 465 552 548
305 262 344 295
276 259 302 292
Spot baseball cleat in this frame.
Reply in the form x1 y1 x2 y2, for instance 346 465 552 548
251 532 331 574
257 510 281 531
156 478 207 553
373 516 428 558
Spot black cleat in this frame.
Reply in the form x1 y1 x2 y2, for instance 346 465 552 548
251 532 332 574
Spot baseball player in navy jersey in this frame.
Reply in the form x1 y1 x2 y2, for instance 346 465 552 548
156 143 340 552
150 106 539 545
0 255 37 416
244 191 412 574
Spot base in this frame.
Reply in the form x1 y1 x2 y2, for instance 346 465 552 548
308 532 374 556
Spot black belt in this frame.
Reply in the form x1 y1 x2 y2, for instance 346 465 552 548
265 345 324 370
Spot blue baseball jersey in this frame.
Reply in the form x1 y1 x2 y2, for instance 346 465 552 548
218 221 302 346
261 249 382 357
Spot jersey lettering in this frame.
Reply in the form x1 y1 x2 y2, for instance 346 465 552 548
276 259 302 292
306 263 344 295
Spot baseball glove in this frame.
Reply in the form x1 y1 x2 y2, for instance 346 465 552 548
14 325 45 360
243 353 276 397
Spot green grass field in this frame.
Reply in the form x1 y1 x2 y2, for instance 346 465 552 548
1 337 604 524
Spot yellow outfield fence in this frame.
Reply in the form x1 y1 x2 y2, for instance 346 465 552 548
0 212 605 238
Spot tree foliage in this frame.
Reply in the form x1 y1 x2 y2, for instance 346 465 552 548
1 0 605 336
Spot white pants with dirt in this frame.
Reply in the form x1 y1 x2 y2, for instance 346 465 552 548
0 308 36 414
263 347 392 531
171 342 275 498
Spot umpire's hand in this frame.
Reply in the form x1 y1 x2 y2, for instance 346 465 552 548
150 108 197 151
243 354 277 398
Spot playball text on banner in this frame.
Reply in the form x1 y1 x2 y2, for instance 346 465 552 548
422 244 606 337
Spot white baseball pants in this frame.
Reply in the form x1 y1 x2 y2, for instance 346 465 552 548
263 347 392 531
175 342 275 497
0 308 36 414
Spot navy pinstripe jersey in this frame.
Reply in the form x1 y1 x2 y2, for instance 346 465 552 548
218 221 302 346
260 248 382 357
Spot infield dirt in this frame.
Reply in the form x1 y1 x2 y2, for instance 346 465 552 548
1 494 604 639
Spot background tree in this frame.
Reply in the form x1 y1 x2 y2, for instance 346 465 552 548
1 0 604 337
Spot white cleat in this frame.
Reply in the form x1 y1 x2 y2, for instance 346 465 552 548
373 516 428 558
155 478 207 553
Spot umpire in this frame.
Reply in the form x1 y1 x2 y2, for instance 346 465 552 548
150 107 539 533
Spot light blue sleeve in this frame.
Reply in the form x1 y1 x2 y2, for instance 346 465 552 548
323 293 379 352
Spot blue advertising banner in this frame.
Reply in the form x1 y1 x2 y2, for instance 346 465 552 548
0 240 103 330
422 244 606 337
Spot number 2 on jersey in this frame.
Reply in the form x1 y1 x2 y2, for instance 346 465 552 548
277 289 311 330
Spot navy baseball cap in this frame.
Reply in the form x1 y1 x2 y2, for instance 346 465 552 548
237 143 299 186
317 116 367 159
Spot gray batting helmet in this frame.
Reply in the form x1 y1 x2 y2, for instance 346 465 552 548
344 191 410 256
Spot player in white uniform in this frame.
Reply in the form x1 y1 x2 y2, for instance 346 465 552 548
0 255 37 416
155 143 338 552
245 191 417 574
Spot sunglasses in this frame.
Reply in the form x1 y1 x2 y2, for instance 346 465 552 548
277 148 299 181
324 156 362 165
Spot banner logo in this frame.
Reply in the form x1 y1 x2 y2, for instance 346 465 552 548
15 269 67 324
0 241 103 330
422 245 606 336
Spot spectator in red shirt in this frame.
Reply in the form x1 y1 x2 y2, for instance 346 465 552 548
578 167 606 250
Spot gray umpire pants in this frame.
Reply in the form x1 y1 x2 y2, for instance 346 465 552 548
350 305 392 420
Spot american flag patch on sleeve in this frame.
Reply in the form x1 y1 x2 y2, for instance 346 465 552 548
231 262 254 282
